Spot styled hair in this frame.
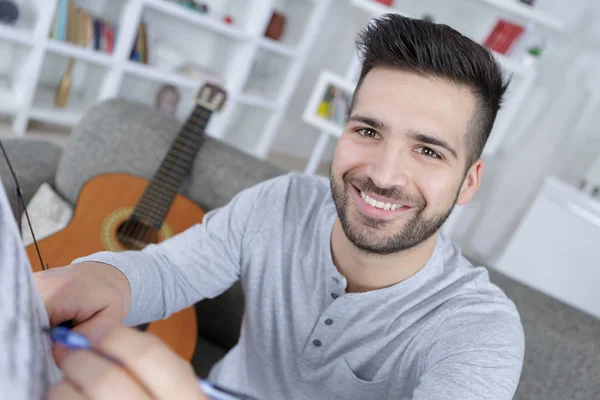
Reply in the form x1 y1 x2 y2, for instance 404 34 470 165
352 13 510 167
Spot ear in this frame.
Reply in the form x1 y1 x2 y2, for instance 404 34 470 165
456 158 483 205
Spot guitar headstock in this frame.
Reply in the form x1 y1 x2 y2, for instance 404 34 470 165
194 82 227 112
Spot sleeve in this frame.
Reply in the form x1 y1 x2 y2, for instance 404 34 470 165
72 178 276 326
410 299 525 400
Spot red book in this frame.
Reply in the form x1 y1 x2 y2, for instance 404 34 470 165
105 23 114 53
483 19 524 54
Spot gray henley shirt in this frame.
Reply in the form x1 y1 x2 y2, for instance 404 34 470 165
75 172 525 400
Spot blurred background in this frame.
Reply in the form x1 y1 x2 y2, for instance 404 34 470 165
0 0 599 337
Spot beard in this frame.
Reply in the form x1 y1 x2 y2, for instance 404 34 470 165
330 170 459 255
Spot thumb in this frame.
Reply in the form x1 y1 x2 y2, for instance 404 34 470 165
52 307 123 365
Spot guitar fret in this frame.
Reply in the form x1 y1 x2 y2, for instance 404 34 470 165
144 190 175 207
166 152 193 166
141 200 172 214
153 175 179 190
164 153 190 172
187 119 207 132
139 195 170 210
178 129 202 142
144 189 175 204
146 185 176 200
157 167 182 180
190 114 209 125
155 172 181 187
162 159 187 174
171 143 197 158
178 130 202 145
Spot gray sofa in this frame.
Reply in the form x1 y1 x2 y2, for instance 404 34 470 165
1 99 598 400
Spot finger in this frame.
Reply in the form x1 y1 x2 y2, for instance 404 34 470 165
34 268 80 326
93 327 208 400
60 349 152 400
47 380 87 400
52 309 121 365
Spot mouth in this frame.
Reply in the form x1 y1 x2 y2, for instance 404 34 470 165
350 184 412 218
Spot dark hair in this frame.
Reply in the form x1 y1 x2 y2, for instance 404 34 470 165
352 13 510 167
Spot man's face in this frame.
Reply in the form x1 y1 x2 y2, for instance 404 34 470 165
330 67 482 255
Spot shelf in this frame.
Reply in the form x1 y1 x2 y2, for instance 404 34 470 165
473 0 566 32
350 0 416 18
143 0 249 40
302 69 355 138
268 0 320 49
0 87 19 115
46 39 114 67
119 72 209 124
259 37 298 59
492 50 537 77
0 41 34 116
30 86 85 127
243 48 293 102
29 52 110 128
351 0 566 33
124 62 199 90
222 102 272 155
0 24 35 47
237 93 277 110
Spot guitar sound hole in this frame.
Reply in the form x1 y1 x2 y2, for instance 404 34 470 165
116 218 159 250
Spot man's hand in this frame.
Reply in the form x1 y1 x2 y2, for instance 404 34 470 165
47 326 209 400
34 262 131 363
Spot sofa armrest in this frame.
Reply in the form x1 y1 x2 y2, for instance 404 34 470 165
0 138 63 219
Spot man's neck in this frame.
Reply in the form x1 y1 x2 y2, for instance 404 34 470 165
330 219 438 293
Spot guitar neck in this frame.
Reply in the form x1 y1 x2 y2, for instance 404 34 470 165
133 104 212 228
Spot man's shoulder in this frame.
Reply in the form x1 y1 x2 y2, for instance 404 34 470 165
434 235 524 337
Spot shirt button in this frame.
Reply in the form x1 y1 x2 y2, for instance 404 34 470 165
325 319 333 325
331 293 339 299
313 339 322 347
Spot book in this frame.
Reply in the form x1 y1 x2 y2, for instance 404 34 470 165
483 19 525 55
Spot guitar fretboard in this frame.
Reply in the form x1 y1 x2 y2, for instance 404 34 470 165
132 105 211 229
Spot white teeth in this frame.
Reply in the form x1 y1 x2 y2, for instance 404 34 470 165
360 190 402 211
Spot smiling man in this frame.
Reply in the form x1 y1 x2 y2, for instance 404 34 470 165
36 14 524 400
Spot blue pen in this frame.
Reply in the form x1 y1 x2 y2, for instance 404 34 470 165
44 326 259 400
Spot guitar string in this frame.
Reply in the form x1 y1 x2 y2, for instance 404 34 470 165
0 139 48 271
118 106 206 249
128 106 209 250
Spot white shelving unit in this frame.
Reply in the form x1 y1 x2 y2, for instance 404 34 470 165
0 0 331 160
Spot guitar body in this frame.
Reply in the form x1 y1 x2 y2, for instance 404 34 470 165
26 172 203 361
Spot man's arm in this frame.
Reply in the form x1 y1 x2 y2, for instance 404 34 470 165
73 178 275 326
410 299 525 400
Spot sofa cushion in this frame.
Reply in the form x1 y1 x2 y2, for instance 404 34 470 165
54 98 284 211
0 138 63 218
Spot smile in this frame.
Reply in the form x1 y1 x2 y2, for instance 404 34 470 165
351 185 411 217
360 191 403 210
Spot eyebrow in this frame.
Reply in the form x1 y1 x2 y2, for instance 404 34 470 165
407 130 458 160
347 115 387 132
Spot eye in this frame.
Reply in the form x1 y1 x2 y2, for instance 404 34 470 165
416 146 442 160
356 128 379 139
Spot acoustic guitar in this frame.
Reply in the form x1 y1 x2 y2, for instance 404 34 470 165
26 82 227 361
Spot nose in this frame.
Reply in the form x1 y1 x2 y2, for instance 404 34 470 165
365 145 410 189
